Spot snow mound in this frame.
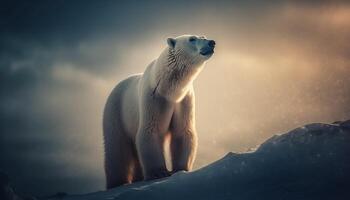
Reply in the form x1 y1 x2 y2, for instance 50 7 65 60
45 120 350 199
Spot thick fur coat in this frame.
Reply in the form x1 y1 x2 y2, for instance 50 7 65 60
103 35 215 189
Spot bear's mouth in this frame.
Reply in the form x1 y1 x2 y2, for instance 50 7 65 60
200 48 214 56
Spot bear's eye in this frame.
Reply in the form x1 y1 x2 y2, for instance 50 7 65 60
189 37 196 42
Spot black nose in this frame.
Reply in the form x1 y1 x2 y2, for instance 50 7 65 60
208 40 216 47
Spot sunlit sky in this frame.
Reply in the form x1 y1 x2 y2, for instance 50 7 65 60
1 0 349 196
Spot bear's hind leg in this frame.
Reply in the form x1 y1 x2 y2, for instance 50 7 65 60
131 153 144 183
104 137 134 189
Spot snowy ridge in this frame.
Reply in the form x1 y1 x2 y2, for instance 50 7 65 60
60 120 349 200
4 120 350 200
59 120 349 200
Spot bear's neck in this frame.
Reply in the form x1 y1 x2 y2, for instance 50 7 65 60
151 47 203 102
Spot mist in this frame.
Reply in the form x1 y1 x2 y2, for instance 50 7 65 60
0 0 349 196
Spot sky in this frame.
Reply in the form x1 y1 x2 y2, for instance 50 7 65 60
1 0 350 196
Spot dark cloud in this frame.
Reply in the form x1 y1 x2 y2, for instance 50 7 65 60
1 0 350 196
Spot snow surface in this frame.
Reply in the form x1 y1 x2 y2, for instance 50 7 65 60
47 120 350 199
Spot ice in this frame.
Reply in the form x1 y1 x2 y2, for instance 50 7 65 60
3 120 350 200
64 120 350 200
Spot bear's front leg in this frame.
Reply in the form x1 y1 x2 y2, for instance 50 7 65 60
170 91 198 173
170 129 198 172
136 93 174 180
136 128 171 180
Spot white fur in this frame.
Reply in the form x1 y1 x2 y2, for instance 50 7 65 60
103 35 214 189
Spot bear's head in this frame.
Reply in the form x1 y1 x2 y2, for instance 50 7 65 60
154 35 215 101
167 35 215 65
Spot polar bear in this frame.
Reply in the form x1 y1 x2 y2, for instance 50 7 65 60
103 35 215 189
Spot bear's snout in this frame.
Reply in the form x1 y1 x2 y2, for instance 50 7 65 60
208 40 216 48
200 39 215 56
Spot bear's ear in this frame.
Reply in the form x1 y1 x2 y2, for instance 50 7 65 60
167 38 176 48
